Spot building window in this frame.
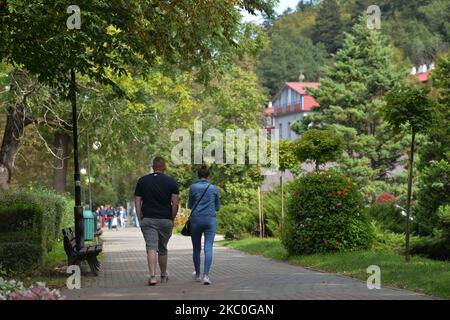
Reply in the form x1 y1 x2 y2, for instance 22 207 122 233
279 123 283 139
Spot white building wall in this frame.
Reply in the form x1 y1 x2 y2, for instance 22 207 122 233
274 112 308 141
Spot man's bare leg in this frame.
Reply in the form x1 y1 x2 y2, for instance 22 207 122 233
147 250 157 276
159 253 168 283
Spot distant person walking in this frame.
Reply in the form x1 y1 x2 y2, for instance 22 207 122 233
99 205 106 228
119 206 127 228
134 157 179 286
106 206 114 230
188 165 220 285
133 206 140 228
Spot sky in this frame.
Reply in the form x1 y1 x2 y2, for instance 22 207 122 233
241 0 301 24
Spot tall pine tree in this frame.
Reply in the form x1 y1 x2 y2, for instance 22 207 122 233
297 16 408 197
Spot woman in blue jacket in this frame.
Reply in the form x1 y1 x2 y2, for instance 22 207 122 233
188 165 220 285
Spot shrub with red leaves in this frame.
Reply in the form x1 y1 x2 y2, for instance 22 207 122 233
376 193 397 203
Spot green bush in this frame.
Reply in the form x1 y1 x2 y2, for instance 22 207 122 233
0 242 42 273
416 160 450 235
217 204 259 240
262 188 283 238
282 172 374 255
411 205 450 260
437 204 450 234
371 222 405 253
0 202 39 233
0 202 46 254
0 188 73 272
411 234 450 260
0 188 72 245
365 202 406 233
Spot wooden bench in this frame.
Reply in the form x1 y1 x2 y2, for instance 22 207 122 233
62 227 103 276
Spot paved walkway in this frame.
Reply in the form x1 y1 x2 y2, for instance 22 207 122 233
63 227 433 300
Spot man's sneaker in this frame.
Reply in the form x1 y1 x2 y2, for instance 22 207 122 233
192 271 201 282
202 275 212 285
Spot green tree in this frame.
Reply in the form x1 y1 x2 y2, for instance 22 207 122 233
297 16 407 192
0 0 275 191
202 65 267 205
419 54 450 169
416 54 450 236
279 139 299 172
416 160 450 236
312 0 344 54
257 7 326 95
0 0 275 89
293 128 344 171
382 83 436 262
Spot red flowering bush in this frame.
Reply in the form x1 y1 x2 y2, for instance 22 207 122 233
173 213 189 233
376 193 397 203
282 172 374 255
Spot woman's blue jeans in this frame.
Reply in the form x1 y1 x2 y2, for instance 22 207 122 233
190 216 216 275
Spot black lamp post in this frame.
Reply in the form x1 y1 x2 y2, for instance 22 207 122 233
87 133 93 212
70 68 84 250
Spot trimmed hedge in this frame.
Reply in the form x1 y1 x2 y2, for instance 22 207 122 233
0 202 38 233
0 242 42 273
0 202 46 255
0 188 73 273
282 172 374 255
1 188 72 238
0 207 43 248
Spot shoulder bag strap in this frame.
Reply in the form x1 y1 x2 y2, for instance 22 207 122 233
190 183 211 217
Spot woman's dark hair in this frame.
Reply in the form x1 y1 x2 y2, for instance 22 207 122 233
198 165 210 179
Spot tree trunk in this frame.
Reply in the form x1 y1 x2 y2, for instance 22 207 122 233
258 185 262 238
405 130 416 263
53 131 70 194
280 174 285 233
0 103 27 191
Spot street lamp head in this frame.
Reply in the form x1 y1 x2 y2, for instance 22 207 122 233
80 168 87 175
92 141 101 150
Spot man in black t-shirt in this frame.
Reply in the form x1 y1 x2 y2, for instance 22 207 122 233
134 156 179 285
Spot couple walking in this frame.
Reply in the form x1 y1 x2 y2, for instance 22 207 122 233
134 157 220 286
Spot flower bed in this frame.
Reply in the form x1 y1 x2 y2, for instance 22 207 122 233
0 277 65 300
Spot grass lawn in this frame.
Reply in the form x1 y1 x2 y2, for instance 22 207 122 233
220 237 450 300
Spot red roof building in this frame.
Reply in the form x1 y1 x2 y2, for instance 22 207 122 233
265 82 320 140
265 65 432 141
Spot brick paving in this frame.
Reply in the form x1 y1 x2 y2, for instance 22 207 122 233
63 227 434 300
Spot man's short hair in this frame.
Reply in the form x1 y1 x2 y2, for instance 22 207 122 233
152 156 166 170
198 165 210 179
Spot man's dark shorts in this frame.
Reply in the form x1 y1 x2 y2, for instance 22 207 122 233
140 218 173 255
